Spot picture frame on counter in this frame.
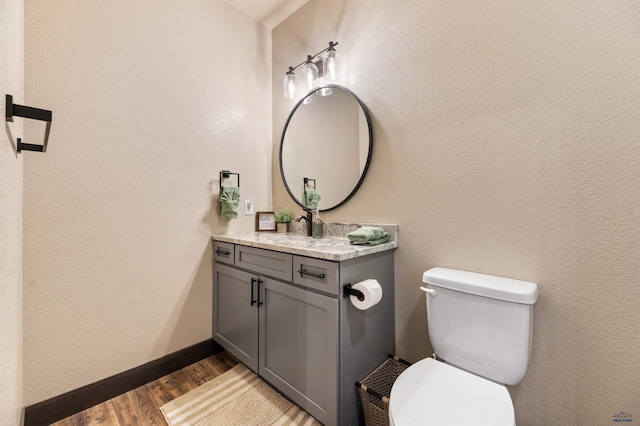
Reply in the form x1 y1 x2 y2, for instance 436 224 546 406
255 211 276 232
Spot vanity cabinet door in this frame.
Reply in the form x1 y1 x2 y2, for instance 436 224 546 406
212 263 259 372
258 277 339 426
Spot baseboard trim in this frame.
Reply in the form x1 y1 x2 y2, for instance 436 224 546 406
24 339 223 426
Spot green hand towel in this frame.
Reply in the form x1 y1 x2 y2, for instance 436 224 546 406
349 236 390 246
347 226 390 245
218 185 240 220
304 189 321 210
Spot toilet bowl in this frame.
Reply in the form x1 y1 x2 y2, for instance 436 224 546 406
388 267 538 426
389 358 515 426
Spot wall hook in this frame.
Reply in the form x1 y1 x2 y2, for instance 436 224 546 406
5 94 52 153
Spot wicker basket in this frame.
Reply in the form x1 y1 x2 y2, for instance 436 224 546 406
356 355 411 426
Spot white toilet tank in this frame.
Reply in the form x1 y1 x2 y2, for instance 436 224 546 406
422 267 538 385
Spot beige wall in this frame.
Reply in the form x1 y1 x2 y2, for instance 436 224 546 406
0 0 24 424
273 1 640 424
23 0 271 405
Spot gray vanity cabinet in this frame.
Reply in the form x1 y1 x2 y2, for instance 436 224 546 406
213 260 338 425
213 241 395 426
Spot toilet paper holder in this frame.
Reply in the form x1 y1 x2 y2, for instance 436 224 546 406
343 283 365 301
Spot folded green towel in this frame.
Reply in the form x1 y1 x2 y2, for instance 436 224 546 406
218 185 240 220
303 189 321 210
347 226 390 245
350 236 390 246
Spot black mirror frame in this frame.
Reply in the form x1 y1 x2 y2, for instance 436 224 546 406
279 85 373 212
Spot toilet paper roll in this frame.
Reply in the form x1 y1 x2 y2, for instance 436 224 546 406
350 279 383 310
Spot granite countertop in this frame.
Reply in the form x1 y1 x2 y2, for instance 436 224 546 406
212 222 398 261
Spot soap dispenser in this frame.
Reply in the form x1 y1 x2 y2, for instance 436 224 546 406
312 210 323 238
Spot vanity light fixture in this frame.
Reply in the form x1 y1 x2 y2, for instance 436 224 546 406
283 67 298 99
322 41 341 81
301 56 319 104
283 41 341 101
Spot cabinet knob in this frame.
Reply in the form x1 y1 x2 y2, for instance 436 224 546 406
215 248 231 256
298 268 325 279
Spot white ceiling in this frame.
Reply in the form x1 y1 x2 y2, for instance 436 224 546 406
224 0 309 29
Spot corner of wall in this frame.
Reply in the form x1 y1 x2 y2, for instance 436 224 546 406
0 0 24 424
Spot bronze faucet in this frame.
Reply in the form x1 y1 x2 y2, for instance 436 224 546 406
295 210 313 236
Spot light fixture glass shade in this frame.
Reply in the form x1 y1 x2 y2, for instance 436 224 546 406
283 68 298 99
316 87 332 96
322 45 341 81
302 96 313 105
301 57 319 94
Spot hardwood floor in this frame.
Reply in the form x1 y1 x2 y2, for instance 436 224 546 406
51 352 238 426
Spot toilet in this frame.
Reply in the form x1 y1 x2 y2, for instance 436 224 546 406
389 267 538 426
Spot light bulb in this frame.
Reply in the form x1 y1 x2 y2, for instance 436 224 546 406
322 42 341 81
301 56 319 94
283 67 297 99
316 87 332 96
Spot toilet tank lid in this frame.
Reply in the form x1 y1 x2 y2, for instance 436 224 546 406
423 267 539 304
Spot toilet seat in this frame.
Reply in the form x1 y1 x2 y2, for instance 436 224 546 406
389 357 515 426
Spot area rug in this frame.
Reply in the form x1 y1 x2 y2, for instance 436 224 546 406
160 363 321 426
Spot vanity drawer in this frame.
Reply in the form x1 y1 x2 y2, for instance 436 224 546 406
235 245 293 282
213 241 235 265
293 256 340 296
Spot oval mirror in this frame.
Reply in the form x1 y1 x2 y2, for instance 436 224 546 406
279 85 372 211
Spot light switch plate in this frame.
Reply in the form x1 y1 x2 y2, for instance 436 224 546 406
244 199 254 215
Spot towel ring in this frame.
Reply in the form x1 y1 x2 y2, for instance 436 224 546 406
303 177 316 190
220 170 240 189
